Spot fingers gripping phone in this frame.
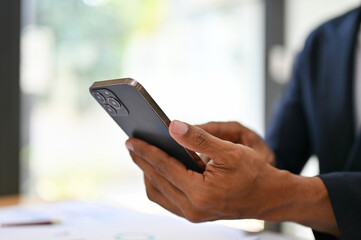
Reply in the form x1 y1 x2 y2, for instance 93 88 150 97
89 78 203 173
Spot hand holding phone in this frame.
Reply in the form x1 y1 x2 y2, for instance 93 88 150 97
90 78 203 173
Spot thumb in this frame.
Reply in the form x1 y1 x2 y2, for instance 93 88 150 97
169 120 230 160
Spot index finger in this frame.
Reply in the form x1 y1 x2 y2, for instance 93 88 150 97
126 138 203 191
196 121 245 143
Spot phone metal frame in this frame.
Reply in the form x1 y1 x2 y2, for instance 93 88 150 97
90 78 203 173
92 78 170 126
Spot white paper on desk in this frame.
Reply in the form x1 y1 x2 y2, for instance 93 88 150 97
0 201 261 240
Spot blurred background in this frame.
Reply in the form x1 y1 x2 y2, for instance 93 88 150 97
1 0 360 239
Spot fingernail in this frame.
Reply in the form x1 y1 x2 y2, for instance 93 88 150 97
125 141 134 151
172 120 188 135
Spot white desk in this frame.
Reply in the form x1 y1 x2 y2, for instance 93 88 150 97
0 200 306 240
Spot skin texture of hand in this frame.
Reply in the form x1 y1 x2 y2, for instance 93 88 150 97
196 122 275 165
126 120 339 236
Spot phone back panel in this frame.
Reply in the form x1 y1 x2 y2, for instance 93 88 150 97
90 78 202 173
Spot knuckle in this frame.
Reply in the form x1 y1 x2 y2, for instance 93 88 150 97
226 146 243 162
147 176 160 191
183 209 202 223
145 187 155 202
144 178 157 201
136 147 147 159
236 145 244 155
248 131 258 140
193 129 208 148
229 121 240 127
235 148 245 160
154 159 167 176
229 121 242 130
208 121 218 128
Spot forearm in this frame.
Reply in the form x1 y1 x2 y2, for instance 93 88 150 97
258 167 339 236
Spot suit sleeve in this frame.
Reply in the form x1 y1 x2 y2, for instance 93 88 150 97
318 172 361 239
265 50 312 174
265 41 361 239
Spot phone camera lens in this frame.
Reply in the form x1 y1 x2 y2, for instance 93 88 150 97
103 104 117 116
107 98 121 109
92 92 106 104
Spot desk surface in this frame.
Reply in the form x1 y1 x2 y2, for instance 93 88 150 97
0 196 309 240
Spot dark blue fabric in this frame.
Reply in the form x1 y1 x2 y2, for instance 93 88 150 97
265 7 361 240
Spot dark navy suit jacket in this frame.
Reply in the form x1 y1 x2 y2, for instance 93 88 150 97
266 7 361 240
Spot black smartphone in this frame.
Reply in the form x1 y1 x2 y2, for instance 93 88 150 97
89 78 203 173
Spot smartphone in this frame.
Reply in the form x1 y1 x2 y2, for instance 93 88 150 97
89 78 203 173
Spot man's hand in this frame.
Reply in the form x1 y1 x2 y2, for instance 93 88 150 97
196 122 275 165
126 120 339 236
127 120 275 221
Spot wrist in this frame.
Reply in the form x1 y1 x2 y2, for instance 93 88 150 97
255 168 297 221
256 169 339 235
